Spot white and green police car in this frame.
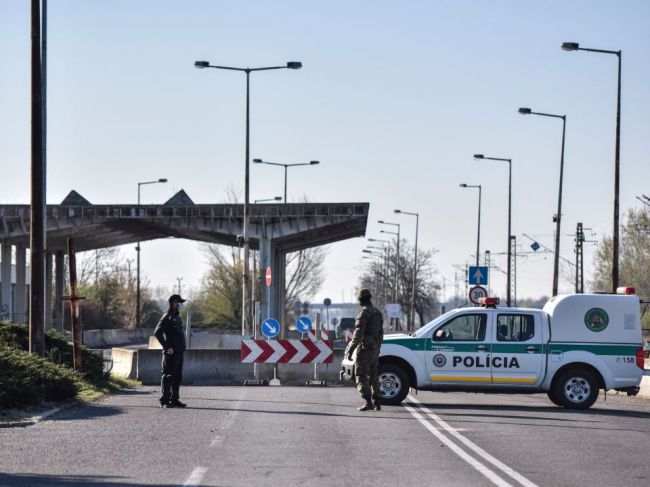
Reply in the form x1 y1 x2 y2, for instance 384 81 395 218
340 288 647 409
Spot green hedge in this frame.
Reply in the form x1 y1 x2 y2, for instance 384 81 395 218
0 322 105 385
0 346 82 409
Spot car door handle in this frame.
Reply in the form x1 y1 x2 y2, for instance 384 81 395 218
526 346 538 353
476 345 488 352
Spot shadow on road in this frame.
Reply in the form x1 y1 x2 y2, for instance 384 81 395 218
50 403 124 422
0 473 177 487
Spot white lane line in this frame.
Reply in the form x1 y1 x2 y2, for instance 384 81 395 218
407 395 538 487
403 404 511 487
183 466 207 487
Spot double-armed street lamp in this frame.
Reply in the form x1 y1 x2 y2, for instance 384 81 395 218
474 154 513 306
459 184 482 269
394 209 419 330
136 178 167 327
518 107 567 297
252 159 319 203
561 41 622 292
194 59 302 335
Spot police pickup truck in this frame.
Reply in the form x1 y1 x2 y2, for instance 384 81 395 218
340 288 646 409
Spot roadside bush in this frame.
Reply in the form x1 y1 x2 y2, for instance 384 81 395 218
0 346 81 409
0 322 105 384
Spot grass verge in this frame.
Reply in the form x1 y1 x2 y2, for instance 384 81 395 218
0 322 140 422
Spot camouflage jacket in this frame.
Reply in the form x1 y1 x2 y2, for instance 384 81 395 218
349 305 384 354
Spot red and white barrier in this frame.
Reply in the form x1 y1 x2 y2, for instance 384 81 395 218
241 339 333 364
345 329 354 343
308 326 329 341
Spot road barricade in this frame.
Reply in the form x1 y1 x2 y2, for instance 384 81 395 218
241 339 333 364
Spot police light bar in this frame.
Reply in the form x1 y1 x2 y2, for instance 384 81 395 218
616 287 636 295
478 297 500 306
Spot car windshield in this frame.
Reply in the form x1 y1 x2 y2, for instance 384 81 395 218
412 309 463 338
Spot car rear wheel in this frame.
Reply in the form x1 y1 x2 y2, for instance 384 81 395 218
377 363 410 405
552 368 599 409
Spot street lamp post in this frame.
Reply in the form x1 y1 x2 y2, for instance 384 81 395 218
474 154 512 306
254 196 282 203
195 60 302 336
136 178 167 327
459 184 482 269
561 42 622 292
378 221 401 301
394 209 419 330
253 159 319 203
369 238 392 305
518 107 567 296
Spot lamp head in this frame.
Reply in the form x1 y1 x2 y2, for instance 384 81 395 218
159 178 168 183
273 196 282 201
518 107 532 115
194 61 210 68
253 158 262 163
377 220 384 224
473 154 484 160
287 61 302 69
561 42 579 51
459 183 468 188
362 250 372 254
310 160 319 165
394 209 401 214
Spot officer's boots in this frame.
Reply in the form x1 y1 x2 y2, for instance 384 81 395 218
358 396 374 412
373 398 381 411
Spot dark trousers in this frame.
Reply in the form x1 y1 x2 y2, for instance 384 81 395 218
160 352 183 404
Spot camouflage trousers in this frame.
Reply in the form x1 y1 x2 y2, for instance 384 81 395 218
354 349 380 400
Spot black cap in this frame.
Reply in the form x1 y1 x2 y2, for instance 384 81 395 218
168 294 186 303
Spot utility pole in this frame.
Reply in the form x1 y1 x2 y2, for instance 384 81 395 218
575 223 585 293
29 0 45 356
176 277 183 296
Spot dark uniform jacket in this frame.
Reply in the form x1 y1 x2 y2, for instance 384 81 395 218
350 305 384 354
154 311 186 353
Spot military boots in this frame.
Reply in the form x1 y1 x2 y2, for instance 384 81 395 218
358 396 374 412
373 398 381 411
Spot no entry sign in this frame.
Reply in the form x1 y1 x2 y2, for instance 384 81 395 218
266 267 272 287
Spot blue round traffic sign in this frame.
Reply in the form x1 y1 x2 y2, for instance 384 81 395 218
261 318 280 338
295 315 312 333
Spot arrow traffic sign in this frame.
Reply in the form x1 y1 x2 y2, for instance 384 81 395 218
261 318 280 338
241 339 333 364
296 315 312 333
468 266 489 285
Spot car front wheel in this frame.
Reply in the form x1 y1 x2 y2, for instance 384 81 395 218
377 363 410 405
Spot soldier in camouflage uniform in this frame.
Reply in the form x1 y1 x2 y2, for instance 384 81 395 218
347 288 384 411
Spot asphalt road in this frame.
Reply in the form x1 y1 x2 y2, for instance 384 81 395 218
1 386 649 487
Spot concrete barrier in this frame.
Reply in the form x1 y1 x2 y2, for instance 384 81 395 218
148 330 242 350
84 328 154 348
111 348 138 379
134 348 346 385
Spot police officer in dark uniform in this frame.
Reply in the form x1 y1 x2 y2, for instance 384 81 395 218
154 294 187 408
347 288 384 411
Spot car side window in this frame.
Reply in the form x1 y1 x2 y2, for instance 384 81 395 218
434 314 486 342
496 314 535 342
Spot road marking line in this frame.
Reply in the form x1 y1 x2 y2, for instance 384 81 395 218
184 466 207 487
403 404 511 487
407 395 537 487
209 435 223 447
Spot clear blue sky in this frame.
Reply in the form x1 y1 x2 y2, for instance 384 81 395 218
1 1 649 304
